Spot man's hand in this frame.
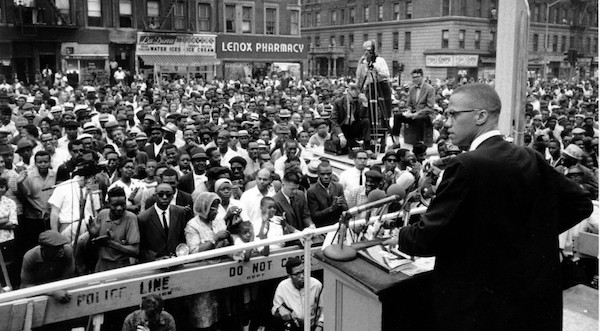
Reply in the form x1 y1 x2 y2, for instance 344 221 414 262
339 135 347 148
17 170 27 183
279 306 292 321
87 216 101 237
213 230 230 242
50 290 71 304
382 236 399 249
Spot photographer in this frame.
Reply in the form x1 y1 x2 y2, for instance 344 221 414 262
356 40 392 122
122 294 176 331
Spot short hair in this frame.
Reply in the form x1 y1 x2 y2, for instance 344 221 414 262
34 150 51 162
396 148 410 159
411 68 423 76
141 294 164 311
107 186 126 199
23 124 39 138
452 83 501 114
67 139 83 151
118 157 135 169
260 196 275 208
285 257 303 274
164 143 178 152
206 147 218 158
161 168 179 180
317 161 332 172
282 171 300 185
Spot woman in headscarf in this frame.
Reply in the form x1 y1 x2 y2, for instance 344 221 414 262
185 192 230 330
214 178 250 230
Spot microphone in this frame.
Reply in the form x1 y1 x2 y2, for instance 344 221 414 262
361 189 386 233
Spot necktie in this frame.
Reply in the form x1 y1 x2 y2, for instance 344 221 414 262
359 170 363 185
162 211 169 237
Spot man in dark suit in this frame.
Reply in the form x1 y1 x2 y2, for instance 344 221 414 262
178 151 208 195
331 83 371 151
306 161 347 227
137 183 189 262
144 168 193 210
393 68 436 146
143 124 167 160
273 171 315 232
384 83 593 331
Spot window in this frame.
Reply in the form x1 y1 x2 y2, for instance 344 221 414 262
290 10 299 35
377 4 383 21
533 34 538 51
363 5 369 22
442 0 450 16
349 8 355 24
331 10 336 25
315 36 320 47
306 12 311 27
316 11 321 25
405 1 412 19
570 36 574 50
147 0 159 28
340 9 345 24
475 0 482 17
265 7 276 34
442 30 449 48
474 30 481 49
242 6 252 33
197 3 211 31
55 0 70 17
340 35 345 46
377 33 382 50
532 4 539 23
349 34 354 49
553 7 559 23
174 2 185 30
561 35 566 52
404 31 411 50
393 32 399 50
594 37 598 53
587 37 592 53
393 3 400 20
460 0 467 16
552 35 558 52
119 0 132 28
330 36 336 46
225 4 235 32
87 0 102 26
459 30 465 48
363 33 369 42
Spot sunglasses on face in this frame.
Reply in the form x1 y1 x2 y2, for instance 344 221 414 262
157 192 173 198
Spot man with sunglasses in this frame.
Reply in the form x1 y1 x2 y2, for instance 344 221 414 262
137 183 188 262
384 83 593 331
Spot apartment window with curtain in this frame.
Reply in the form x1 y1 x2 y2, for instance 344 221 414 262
119 0 132 28
174 2 185 30
266 7 277 34
147 0 159 28
561 35 566 52
242 6 252 33
532 4 539 23
393 3 400 20
393 32 399 50
197 3 211 31
442 0 450 16
460 0 467 16
364 5 369 22
363 33 368 42
404 31 411 50
377 33 382 50
340 35 345 46
459 30 465 48
330 36 336 46
349 8 355 24
330 9 336 25
340 9 345 24
349 34 354 49
290 10 300 35
533 34 538 51
474 30 481 49
405 1 412 19
315 36 320 47
316 11 321 25
225 4 235 32
552 35 558 52
475 0 482 17
377 4 383 21
442 30 449 48
306 12 312 27
87 0 102 26
55 0 70 21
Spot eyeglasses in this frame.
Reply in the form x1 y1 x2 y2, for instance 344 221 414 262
445 109 483 117
156 192 173 198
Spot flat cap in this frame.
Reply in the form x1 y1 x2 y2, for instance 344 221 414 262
38 230 69 247
15 139 34 151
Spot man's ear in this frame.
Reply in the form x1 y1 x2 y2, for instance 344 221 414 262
475 110 489 126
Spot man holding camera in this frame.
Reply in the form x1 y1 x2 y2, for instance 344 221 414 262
356 40 392 122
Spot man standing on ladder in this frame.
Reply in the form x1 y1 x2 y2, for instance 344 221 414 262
356 40 393 153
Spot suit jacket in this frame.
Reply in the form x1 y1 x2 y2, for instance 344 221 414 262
330 95 369 136
397 135 593 331
273 190 312 231
143 142 166 161
306 181 346 227
178 172 195 195
144 190 193 210
407 82 435 120
137 204 190 262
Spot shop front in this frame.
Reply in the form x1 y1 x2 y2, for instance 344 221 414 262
61 42 109 86
216 35 309 82
425 54 480 82
136 32 220 84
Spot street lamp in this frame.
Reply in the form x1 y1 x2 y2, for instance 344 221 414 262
543 0 564 80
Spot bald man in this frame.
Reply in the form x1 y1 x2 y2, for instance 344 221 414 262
137 183 189 261
384 83 592 331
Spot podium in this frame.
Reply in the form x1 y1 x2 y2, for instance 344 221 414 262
316 245 434 331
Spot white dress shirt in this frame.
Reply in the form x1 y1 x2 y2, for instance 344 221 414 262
154 204 170 229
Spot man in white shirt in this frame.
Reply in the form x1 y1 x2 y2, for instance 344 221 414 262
338 149 368 194
356 40 392 121
240 168 276 234
273 140 307 179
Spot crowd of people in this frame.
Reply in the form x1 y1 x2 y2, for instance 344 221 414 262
0 69 597 330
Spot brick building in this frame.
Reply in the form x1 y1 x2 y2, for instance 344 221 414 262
0 0 305 85
301 0 597 82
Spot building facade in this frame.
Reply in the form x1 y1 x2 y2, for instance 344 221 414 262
301 0 598 83
0 0 305 85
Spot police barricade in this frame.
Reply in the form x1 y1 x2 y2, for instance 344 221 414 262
0 207 427 331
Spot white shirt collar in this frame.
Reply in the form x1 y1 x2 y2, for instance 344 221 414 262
154 204 170 228
469 130 502 151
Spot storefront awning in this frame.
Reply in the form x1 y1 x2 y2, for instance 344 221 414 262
139 55 220 66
